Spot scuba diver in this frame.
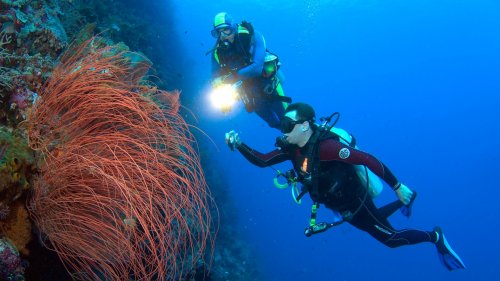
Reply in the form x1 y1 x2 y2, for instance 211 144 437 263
224 102 466 271
209 12 291 129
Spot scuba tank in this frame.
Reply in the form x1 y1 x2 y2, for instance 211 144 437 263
330 127 383 198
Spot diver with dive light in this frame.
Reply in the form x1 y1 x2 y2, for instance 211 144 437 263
208 12 291 129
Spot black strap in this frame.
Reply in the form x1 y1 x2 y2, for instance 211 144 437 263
266 94 292 103
308 130 323 199
296 188 308 202
236 24 253 64
350 134 357 148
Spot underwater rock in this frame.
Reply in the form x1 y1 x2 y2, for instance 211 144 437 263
0 237 25 280
9 87 37 110
0 0 29 9
13 8 26 24
20 7 68 58
0 201 32 256
0 126 35 208
0 2 59 126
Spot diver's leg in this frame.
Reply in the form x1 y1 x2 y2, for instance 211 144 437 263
378 191 418 218
349 197 466 270
253 99 284 129
348 197 436 248
270 98 286 123
377 200 404 218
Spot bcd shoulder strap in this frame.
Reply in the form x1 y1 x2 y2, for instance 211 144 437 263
295 130 323 201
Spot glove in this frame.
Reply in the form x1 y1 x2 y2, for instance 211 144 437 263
225 130 241 151
395 183 413 205
211 76 224 88
212 73 235 88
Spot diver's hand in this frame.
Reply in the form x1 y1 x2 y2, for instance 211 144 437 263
211 76 224 88
225 130 241 151
395 183 413 205
212 73 235 88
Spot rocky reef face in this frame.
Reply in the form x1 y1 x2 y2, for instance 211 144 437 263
1 2 64 273
1 1 62 126
1 2 69 278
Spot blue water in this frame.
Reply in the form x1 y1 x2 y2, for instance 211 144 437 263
171 1 500 280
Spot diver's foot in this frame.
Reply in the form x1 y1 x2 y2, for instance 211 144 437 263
434 227 466 270
400 191 417 218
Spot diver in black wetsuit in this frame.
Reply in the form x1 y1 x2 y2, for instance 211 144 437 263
224 102 466 270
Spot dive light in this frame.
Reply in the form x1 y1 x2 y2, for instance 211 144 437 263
209 80 242 113
304 222 334 237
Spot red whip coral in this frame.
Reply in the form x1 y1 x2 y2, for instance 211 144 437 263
26 38 214 280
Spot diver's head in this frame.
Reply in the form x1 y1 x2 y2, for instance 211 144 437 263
280 103 316 148
211 12 236 44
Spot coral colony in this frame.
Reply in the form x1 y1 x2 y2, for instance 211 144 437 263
1 1 218 280
26 38 213 280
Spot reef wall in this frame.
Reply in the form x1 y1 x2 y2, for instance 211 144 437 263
0 1 261 280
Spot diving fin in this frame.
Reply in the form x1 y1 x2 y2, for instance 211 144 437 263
400 191 417 218
434 227 466 270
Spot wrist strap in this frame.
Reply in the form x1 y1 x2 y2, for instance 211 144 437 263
392 182 402 191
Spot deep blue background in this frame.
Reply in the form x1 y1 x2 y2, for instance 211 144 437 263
171 1 499 280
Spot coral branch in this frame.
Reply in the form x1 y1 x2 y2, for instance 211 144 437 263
0 30 15 89
0 30 11 47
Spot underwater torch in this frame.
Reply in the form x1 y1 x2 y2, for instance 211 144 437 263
209 80 242 113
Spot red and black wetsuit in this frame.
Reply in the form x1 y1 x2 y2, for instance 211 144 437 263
237 132 436 248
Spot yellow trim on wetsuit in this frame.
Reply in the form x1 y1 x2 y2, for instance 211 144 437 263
237 25 250 34
275 78 287 109
214 49 220 64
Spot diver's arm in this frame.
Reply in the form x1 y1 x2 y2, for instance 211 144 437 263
211 51 224 78
237 143 289 167
235 31 266 79
319 139 399 187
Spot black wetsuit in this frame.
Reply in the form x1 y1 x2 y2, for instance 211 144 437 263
237 132 436 248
